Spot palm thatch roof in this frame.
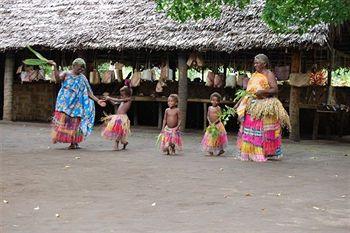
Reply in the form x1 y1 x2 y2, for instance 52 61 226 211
0 0 328 52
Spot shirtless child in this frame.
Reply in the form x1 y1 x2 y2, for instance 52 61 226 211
101 86 132 150
159 94 183 155
201 92 228 156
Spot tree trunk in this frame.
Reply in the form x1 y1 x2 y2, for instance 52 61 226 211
3 53 15 121
178 52 188 131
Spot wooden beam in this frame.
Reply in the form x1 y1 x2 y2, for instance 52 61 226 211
289 51 301 141
3 53 15 121
178 52 188 131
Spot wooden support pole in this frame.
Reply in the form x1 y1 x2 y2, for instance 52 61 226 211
3 53 15 121
289 51 301 141
178 52 188 131
203 102 208 130
157 102 162 129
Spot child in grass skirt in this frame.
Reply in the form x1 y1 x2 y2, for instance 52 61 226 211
201 92 228 156
102 86 132 150
158 94 183 155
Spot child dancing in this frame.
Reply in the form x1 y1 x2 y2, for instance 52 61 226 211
201 92 228 156
159 94 183 155
102 86 132 150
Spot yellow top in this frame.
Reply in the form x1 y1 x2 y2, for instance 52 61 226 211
246 72 270 94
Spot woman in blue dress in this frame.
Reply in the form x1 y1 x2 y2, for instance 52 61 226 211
49 58 105 149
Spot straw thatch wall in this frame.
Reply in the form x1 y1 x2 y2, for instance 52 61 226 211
0 0 328 52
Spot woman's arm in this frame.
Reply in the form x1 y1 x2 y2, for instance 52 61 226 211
47 60 63 82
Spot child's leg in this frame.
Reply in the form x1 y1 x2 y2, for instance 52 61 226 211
163 145 170 155
113 140 119 151
122 141 128 150
217 149 225 156
169 143 175 155
68 143 76 149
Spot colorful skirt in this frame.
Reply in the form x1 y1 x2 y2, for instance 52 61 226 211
159 126 183 151
51 111 83 144
201 122 228 155
101 114 130 143
237 114 283 162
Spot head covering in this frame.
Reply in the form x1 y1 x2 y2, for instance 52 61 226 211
254 54 269 66
72 58 86 68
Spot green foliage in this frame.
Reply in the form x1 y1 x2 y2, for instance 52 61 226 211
24 46 52 78
262 0 350 33
219 105 236 125
155 0 350 33
207 124 220 138
27 45 49 62
234 88 255 102
97 62 111 75
332 67 350 87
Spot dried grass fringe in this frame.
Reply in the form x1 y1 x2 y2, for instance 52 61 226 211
246 97 291 130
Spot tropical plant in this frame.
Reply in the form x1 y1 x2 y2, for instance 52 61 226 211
155 0 350 33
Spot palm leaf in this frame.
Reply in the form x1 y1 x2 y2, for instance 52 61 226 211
23 59 47 66
27 45 49 62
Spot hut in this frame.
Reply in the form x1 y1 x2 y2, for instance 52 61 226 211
0 0 349 139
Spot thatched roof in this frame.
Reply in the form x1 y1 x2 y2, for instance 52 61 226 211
0 0 328 52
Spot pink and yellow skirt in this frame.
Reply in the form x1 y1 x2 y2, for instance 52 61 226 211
201 122 228 155
237 114 282 162
101 114 130 143
159 126 183 151
51 111 83 144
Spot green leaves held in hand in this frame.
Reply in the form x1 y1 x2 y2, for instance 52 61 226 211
156 133 163 147
219 105 236 126
27 45 49 62
22 58 47 66
24 46 52 78
207 124 220 138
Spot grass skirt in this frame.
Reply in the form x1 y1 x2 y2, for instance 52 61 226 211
159 126 183 151
101 114 130 143
51 111 83 144
201 122 228 155
237 114 283 162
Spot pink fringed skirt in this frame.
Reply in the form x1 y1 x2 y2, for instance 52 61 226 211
201 122 228 155
237 114 282 162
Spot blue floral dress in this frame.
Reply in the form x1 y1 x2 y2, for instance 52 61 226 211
55 73 95 138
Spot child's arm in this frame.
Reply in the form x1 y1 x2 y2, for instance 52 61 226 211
207 108 212 124
106 96 131 102
161 109 168 131
176 109 182 130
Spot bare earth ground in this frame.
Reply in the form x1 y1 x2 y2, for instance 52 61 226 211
0 122 349 233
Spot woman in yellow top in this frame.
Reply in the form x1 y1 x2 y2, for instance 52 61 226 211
236 54 290 162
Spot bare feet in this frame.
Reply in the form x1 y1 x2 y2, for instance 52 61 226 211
217 150 225 156
122 142 128 150
113 141 119 151
169 143 176 155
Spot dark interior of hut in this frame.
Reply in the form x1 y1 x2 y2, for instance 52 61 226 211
4 47 350 139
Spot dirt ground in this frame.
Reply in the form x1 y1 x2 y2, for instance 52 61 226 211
0 122 349 233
